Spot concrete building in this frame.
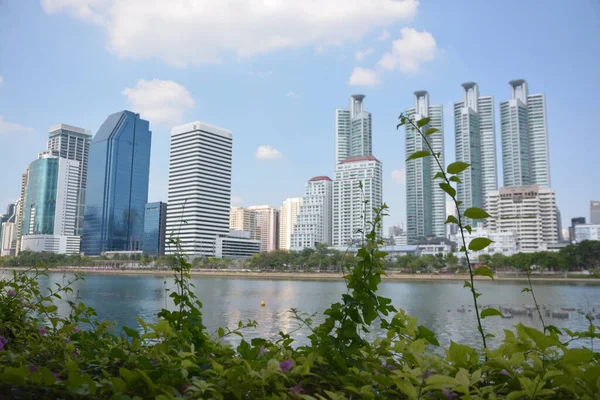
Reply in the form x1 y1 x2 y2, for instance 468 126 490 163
332 156 383 246
1 222 16 256
591 201 600 225
229 206 258 240
454 83 497 222
290 176 333 250
405 91 446 243
574 224 600 242
279 197 303 250
248 205 279 252
143 202 167 255
451 227 519 259
335 94 372 165
166 121 232 258
215 230 261 259
485 185 558 252
500 80 550 188
392 234 408 246
569 217 586 244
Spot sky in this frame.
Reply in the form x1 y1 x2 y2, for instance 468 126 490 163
1 0 599 231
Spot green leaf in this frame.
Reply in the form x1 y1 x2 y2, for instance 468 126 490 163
521 288 531 293
468 237 493 251
424 127 438 136
464 207 491 220
481 308 503 319
406 150 430 161
416 117 431 127
546 325 562 335
217 327 225 337
433 172 445 180
439 182 456 198
563 348 593 364
447 161 471 174
122 326 140 339
445 215 458 224
474 266 494 279
449 176 462 183
463 280 471 288
417 325 440 346
465 225 472 234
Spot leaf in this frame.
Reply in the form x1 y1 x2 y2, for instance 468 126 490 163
563 348 593 364
464 207 491 220
449 176 462 183
439 182 456 198
546 325 562 335
217 327 225 337
521 288 531 293
416 117 431 127
433 172 445 180
122 326 140 339
406 150 430 161
465 225 472 234
417 325 440 346
474 266 494 279
445 215 458 225
481 308 503 319
463 281 471 288
469 238 493 251
447 161 471 174
424 127 438 136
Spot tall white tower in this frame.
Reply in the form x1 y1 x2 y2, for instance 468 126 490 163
279 197 303 250
335 94 372 165
290 176 333 250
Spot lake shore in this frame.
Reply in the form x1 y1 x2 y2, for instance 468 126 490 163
1 267 599 284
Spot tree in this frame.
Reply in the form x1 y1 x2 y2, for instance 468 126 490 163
446 254 458 268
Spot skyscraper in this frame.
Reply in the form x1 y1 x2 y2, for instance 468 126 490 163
248 205 279 252
405 91 445 243
229 206 259 240
335 94 372 165
279 198 303 250
47 124 92 236
1 204 16 256
500 80 550 188
15 167 29 254
143 202 167 256
166 121 232 258
291 176 333 250
82 111 152 255
569 217 586 244
454 83 497 220
591 201 600 224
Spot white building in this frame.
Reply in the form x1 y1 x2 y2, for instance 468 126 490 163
279 197 303 250
485 185 558 252
215 230 261 259
574 224 600 242
451 227 519 259
229 206 258 240
248 205 279 252
405 91 446 242
500 80 550 188
20 235 80 254
166 121 233 258
418 243 453 256
290 176 333 250
1 222 16 256
590 201 600 225
332 155 383 246
335 94 372 165
392 233 408 246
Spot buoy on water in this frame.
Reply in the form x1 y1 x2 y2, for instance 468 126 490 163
261 301 266 307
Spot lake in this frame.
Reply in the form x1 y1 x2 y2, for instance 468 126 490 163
27 272 600 348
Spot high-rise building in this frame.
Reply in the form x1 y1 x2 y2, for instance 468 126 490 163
291 176 333 250
590 201 600 225
20 154 81 254
454 83 497 221
143 202 167 256
556 207 563 242
1 204 17 256
405 91 446 243
335 94 372 165
229 206 259 240
14 168 30 254
485 185 558 252
332 156 383 246
500 80 550 188
248 205 279 252
0 204 15 254
47 124 92 236
279 197 303 250
569 217 586 244
574 224 600 242
82 111 152 255
166 121 232 258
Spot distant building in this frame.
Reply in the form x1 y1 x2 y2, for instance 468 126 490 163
485 185 558 252
229 207 259 241
290 176 333 250
166 121 232 258
1 222 16 256
388 225 403 237
451 227 519 259
0 204 15 255
215 230 261 259
591 201 600 224
248 205 279 252
392 234 408 246
82 111 152 255
574 224 600 242
279 197 303 250
556 207 563 242
569 217 586 244
143 202 167 255
335 94 372 165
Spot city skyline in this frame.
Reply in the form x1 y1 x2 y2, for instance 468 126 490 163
1 1 599 232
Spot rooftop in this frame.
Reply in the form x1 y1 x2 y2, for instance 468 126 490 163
309 176 332 182
339 155 380 164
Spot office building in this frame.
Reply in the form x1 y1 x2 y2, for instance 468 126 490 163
405 91 446 243
485 185 558 252
569 217 586 244
574 224 600 242
279 197 303 250
215 230 261 259
335 94 372 165
451 227 519 259
454 83 497 221
248 205 279 252
229 206 259 240
166 121 232 258
1 222 16 256
143 202 167 256
500 80 550 187
0 204 15 254
82 111 152 255
332 156 383 246
290 176 333 250
591 201 600 225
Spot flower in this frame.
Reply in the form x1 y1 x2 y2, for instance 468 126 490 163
51 372 62 381
421 369 437 379
279 360 294 373
7 289 16 297
259 346 267 355
501 369 510 376
28 365 38 373
38 327 47 336
442 388 459 399
290 384 303 395
385 363 397 371
0 336 8 351
73 327 80 333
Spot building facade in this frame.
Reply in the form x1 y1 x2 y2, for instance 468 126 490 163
166 121 232 258
215 230 261 259
229 206 258 240
279 197 303 250
485 185 558 252
405 91 446 243
143 202 167 255
290 176 333 250
335 94 372 165
332 156 383 246
500 80 550 188
451 227 519 259
248 205 279 252
591 201 600 225
574 224 600 242
569 217 586 244
82 111 152 255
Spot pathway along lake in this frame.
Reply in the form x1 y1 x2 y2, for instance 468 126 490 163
32 273 600 348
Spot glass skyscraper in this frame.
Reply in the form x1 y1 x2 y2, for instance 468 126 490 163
143 202 167 255
82 111 152 255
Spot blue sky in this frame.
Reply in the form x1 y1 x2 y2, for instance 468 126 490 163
1 0 599 231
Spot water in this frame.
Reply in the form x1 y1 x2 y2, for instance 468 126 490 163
22 272 600 348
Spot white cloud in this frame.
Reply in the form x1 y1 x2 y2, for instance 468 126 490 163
377 27 437 73
355 48 374 61
391 168 406 184
122 79 195 125
377 30 391 41
285 91 300 99
0 116 35 135
348 67 380 87
231 195 244 206
41 0 418 67
255 145 284 160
